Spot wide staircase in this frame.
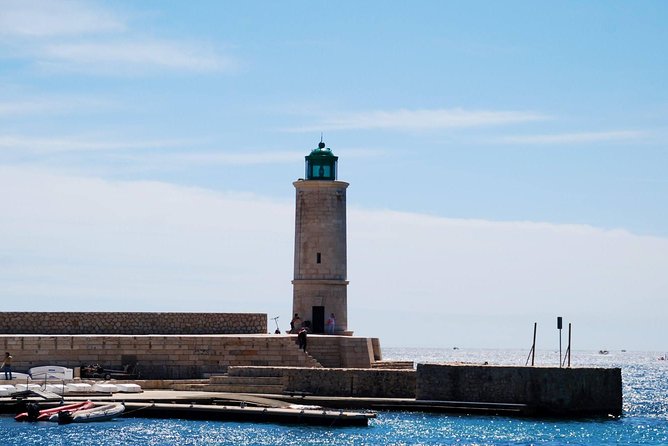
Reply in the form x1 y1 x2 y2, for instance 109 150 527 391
371 360 415 369
173 338 322 394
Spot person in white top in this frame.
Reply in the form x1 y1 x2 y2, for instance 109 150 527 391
326 313 336 335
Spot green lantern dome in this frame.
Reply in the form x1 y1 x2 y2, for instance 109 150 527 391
305 141 338 180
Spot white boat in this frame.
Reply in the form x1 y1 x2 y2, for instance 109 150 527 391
29 366 73 381
56 403 125 424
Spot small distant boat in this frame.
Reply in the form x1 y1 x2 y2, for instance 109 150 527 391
599 350 610 355
15 401 95 422
56 402 125 424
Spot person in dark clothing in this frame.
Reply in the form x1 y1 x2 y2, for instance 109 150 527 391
297 328 307 352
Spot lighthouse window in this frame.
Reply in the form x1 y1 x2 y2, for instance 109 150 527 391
316 252 321 264
311 165 331 178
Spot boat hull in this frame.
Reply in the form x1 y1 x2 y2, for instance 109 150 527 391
15 401 94 422
57 403 125 424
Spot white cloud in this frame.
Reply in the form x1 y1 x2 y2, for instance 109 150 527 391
38 41 236 74
0 167 665 350
0 0 124 37
493 130 648 145
287 108 548 132
122 151 306 166
0 1 237 75
0 97 115 116
348 208 668 349
0 135 192 154
0 135 306 167
0 100 66 116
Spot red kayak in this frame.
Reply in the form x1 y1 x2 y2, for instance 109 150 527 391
15 401 95 422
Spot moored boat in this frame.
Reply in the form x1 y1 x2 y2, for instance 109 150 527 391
57 402 125 424
15 401 95 422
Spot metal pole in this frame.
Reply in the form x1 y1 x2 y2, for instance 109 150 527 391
525 322 537 366
531 322 537 366
557 316 563 368
568 323 572 368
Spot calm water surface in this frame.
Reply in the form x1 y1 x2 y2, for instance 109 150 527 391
1 349 666 445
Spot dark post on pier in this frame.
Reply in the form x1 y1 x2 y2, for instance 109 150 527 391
557 316 563 368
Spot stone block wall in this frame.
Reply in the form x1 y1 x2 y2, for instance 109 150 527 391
1 335 321 379
416 364 623 417
0 333 378 379
0 312 266 335
231 366 416 398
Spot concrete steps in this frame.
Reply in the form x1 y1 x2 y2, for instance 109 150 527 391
207 369 285 393
170 338 324 394
195 383 286 394
172 342 322 394
372 360 415 369
172 376 285 394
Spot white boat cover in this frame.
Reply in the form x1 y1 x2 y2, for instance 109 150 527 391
45 384 67 394
92 383 119 393
0 385 17 396
65 383 93 393
115 383 142 393
15 384 41 391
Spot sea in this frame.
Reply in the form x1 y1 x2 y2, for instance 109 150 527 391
1 348 667 445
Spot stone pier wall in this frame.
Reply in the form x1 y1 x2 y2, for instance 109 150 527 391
232 366 416 398
0 312 266 335
416 363 623 417
0 334 377 379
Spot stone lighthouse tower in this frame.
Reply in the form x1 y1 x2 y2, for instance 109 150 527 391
292 141 349 334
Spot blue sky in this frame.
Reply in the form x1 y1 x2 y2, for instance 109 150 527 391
1 1 667 352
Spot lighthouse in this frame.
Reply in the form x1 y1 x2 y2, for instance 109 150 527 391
292 141 349 334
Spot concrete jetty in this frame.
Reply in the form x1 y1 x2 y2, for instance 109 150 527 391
0 390 376 427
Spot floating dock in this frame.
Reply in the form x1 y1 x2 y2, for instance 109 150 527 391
0 390 376 427
123 401 374 426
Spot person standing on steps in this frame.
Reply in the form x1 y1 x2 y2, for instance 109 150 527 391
290 313 302 334
2 352 12 380
297 328 308 352
326 313 336 334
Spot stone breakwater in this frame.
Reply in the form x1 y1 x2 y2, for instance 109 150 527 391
416 363 622 417
0 334 377 378
0 312 267 335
